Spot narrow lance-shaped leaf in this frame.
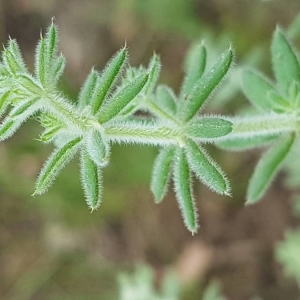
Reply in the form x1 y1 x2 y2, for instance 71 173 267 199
52 54 66 86
267 90 290 113
0 90 11 117
0 119 15 141
155 85 177 116
247 133 295 205
143 53 161 94
272 28 300 97
173 148 198 234
0 101 42 142
186 117 232 139
85 129 110 167
35 37 46 86
8 39 27 73
181 47 233 122
9 97 39 118
150 146 175 203
185 140 230 195
44 23 60 86
45 24 58 66
80 150 102 211
18 74 43 95
39 112 64 129
2 48 20 75
242 70 278 112
40 126 62 143
0 62 8 77
78 69 97 108
91 48 128 114
288 81 300 108
180 44 206 97
34 137 82 195
98 73 148 123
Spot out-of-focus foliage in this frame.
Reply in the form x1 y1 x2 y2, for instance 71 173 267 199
118 264 226 300
118 264 180 300
202 282 226 300
116 0 203 38
276 230 300 286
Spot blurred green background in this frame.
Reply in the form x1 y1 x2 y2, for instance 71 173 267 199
1 0 300 299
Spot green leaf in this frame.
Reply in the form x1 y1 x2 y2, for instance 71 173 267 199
185 140 230 195
91 48 128 114
150 146 175 203
217 134 278 151
39 112 64 129
45 23 58 66
39 126 62 143
247 133 295 204
80 150 102 211
186 117 232 139
0 100 41 141
0 119 15 141
52 54 66 85
242 70 277 112
267 90 290 113
288 81 300 109
182 47 233 121
34 137 82 195
98 73 148 123
18 74 42 95
272 28 300 97
9 97 39 118
0 62 8 77
173 148 198 234
7 39 27 73
155 85 177 116
143 53 161 94
0 90 11 117
35 37 46 86
2 48 20 75
44 23 61 86
78 69 97 108
85 129 110 167
180 44 206 97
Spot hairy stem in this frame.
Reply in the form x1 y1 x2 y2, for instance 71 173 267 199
104 121 184 146
229 114 299 137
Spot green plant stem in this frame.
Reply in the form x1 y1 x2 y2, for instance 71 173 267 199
229 114 299 137
10 72 299 151
42 94 300 148
104 121 184 146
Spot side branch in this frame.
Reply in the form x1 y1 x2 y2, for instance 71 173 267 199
104 120 184 146
228 114 299 138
